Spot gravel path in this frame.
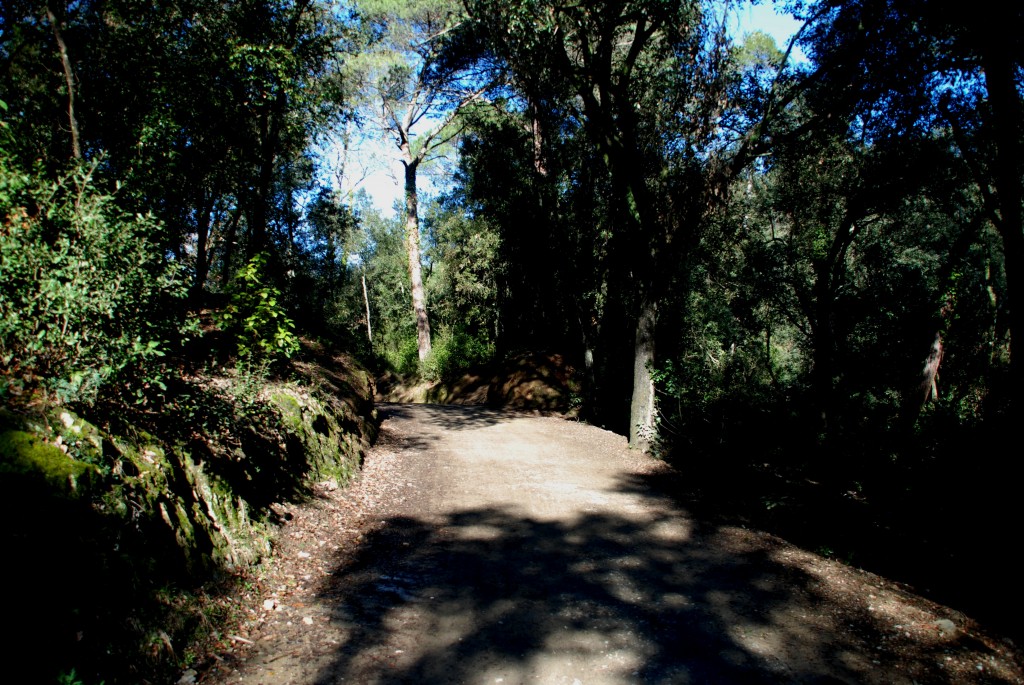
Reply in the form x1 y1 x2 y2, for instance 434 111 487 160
204 403 1023 685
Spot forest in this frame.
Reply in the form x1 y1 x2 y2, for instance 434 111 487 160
1 0 1022 682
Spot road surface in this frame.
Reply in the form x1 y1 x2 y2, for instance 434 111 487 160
205 404 1021 685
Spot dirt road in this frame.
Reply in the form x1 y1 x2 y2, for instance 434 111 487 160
206 404 1022 684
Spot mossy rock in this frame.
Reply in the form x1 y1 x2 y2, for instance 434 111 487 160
270 391 304 433
265 384 366 487
52 409 105 464
0 429 99 494
109 435 168 477
0 349 379 684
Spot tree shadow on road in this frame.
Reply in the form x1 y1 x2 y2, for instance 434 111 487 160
307 490 996 683
378 403 539 434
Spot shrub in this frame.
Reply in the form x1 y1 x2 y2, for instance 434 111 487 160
395 334 421 376
421 325 494 381
217 253 300 362
0 121 184 405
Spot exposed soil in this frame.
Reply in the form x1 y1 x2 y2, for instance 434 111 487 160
201 403 1022 684
375 352 581 413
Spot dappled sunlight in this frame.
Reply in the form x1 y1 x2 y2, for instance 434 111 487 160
303 502 919 683
205 404 1023 685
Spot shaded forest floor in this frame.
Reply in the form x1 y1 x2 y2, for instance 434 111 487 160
655 435 1023 652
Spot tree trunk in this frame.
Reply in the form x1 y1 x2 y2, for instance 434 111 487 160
900 220 977 430
981 37 1023 417
628 298 658 451
919 331 943 405
811 272 836 438
249 109 273 255
403 158 432 362
362 269 373 344
220 206 242 282
530 97 547 177
44 5 80 160
191 194 215 310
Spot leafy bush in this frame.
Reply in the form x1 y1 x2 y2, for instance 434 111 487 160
218 253 300 361
394 334 421 376
422 325 494 381
0 122 184 405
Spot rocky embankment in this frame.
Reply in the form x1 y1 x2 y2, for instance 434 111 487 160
0 344 377 685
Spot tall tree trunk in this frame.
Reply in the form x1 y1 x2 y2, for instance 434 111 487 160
594 131 664 451
810 213 862 437
221 205 242 282
530 97 547 177
403 158 432 362
191 194 216 310
362 269 373 344
629 298 658 450
900 219 977 429
44 5 80 160
897 329 946 437
811 267 836 438
249 109 273 255
981 38 1023 416
918 331 943 404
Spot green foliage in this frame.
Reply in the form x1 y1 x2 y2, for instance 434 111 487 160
354 204 418 368
650 279 797 456
394 335 422 376
287 188 366 346
376 326 496 382
230 358 275 409
56 669 103 685
426 203 501 340
0 143 184 406
420 324 495 381
218 253 300 362
355 194 502 380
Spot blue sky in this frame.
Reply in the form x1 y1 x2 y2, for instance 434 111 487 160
345 1 805 216
731 1 806 60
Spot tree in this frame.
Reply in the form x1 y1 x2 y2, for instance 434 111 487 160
10 0 350 302
424 196 501 350
355 201 420 370
793 0 1024 416
288 186 364 343
1 0 356 379
464 0 734 449
348 0 488 364
0 122 184 405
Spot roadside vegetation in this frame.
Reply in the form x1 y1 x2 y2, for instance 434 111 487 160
2 0 1021 681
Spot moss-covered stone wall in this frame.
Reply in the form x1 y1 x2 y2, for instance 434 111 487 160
0 350 377 684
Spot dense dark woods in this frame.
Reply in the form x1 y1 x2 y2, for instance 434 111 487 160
1 0 1022 681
